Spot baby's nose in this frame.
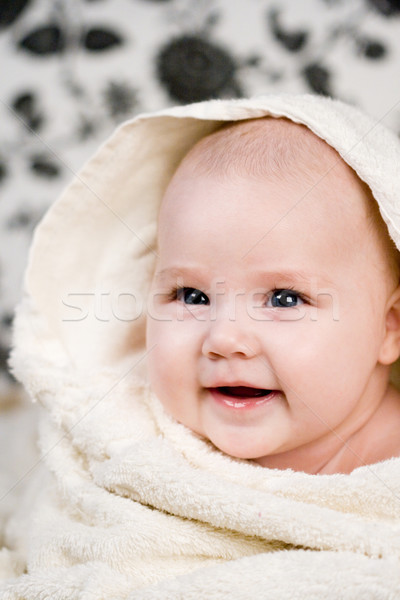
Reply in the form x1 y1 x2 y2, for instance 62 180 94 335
201 313 260 360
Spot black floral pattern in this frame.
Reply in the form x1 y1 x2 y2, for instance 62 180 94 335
0 344 13 381
269 9 308 52
83 28 123 51
19 25 65 55
156 35 241 103
30 155 61 179
368 0 400 16
0 0 31 28
302 63 332 96
0 161 7 184
7 209 42 231
12 92 44 131
357 37 387 59
103 81 138 118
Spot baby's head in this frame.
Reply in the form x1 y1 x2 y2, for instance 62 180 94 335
146 116 400 474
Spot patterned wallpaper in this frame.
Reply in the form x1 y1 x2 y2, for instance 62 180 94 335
1 0 400 391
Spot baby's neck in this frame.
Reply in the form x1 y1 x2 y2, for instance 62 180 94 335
317 383 400 475
255 382 400 475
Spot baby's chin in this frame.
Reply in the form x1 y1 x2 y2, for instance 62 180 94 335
201 424 288 463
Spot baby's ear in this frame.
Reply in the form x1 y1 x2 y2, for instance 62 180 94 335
379 286 400 365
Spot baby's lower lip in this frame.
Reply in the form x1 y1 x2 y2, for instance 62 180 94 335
208 386 279 409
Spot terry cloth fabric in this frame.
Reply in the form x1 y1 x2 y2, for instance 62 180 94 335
2 94 400 599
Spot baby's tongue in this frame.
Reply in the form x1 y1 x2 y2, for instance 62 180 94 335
219 386 269 398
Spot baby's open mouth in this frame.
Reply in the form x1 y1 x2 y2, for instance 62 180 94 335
211 386 273 399
208 386 279 410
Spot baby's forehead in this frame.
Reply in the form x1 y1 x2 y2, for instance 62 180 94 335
166 116 369 226
179 116 341 182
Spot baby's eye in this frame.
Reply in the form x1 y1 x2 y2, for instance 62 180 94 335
267 289 304 308
176 287 210 305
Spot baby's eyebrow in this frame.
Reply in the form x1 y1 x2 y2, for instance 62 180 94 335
154 267 334 287
253 269 335 287
153 266 206 282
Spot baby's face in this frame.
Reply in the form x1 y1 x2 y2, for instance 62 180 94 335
146 148 396 473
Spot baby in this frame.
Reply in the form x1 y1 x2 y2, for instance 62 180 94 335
146 116 400 475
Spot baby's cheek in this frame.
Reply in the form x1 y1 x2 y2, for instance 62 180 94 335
146 324 177 396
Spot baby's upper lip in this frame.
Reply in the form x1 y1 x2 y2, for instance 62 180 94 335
205 380 278 391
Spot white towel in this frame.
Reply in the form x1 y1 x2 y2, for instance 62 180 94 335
2 94 400 599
